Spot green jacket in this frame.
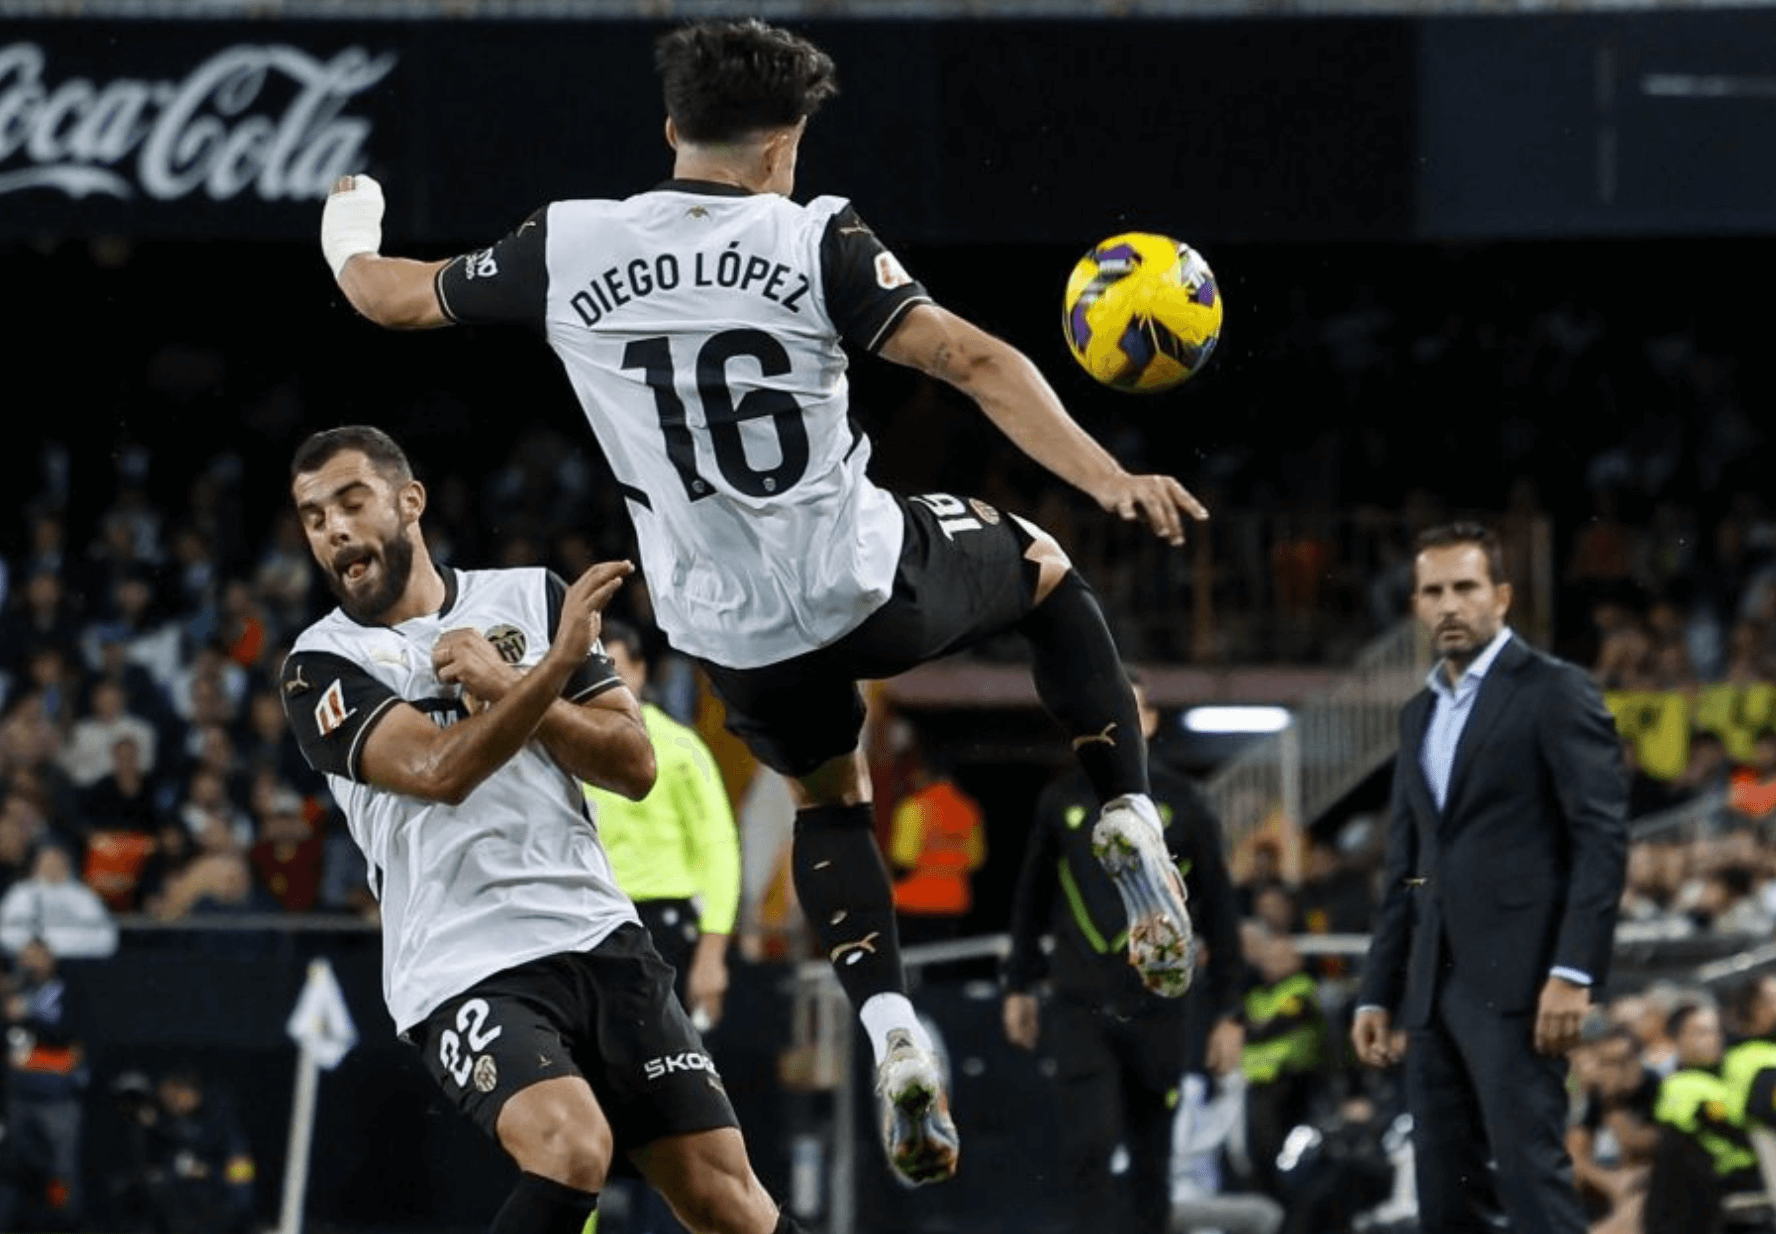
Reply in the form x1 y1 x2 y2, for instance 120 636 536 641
584 704 741 933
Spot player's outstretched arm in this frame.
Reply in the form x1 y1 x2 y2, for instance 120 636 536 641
878 303 1208 546
321 174 451 330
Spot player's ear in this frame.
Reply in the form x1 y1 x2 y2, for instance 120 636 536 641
664 116 679 150
400 478 426 523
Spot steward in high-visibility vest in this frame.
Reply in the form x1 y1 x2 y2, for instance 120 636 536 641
889 777 985 918
1242 969 1327 1084
1653 1067 1761 1189
1721 1036 1776 1129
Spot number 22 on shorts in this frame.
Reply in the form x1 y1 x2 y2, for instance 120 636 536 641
437 997 503 1088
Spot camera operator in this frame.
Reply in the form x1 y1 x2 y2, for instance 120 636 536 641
111 1067 256 1234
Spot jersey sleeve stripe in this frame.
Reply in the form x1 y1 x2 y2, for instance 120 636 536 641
345 695 403 783
865 294 933 353
434 259 464 324
567 673 625 704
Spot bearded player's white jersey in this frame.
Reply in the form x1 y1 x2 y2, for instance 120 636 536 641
281 564 638 1033
434 181 932 669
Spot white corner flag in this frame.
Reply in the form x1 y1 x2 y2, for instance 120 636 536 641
281 959 359 1234
286 958 358 1069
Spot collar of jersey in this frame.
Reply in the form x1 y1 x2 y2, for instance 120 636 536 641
340 559 459 628
652 178 754 197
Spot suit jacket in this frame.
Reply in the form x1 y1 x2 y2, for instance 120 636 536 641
1356 635 1628 1029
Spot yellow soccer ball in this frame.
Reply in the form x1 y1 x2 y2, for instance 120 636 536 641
1062 232 1223 393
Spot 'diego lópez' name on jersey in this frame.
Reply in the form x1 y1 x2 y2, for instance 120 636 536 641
567 242 813 328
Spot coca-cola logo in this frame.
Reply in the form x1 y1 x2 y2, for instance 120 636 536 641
0 42 397 202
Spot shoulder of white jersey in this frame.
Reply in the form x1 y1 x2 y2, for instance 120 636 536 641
288 607 365 658
803 195 854 223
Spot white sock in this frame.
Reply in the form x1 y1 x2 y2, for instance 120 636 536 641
859 993 932 1065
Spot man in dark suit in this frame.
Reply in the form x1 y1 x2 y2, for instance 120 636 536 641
1352 522 1628 1234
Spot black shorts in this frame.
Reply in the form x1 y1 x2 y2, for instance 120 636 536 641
411 923 737 1150
700 492 1044 777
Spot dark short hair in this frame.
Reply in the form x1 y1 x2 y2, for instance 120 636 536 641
1725 973 1776 1031
599 618 645 663
1415 521 1508 587
1666 1000 1712 1042
655 19 838 144
290 425 414 487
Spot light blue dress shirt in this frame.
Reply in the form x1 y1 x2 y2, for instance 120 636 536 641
1420 625 1515 811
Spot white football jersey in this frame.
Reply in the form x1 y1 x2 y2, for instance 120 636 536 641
282 564 639 1034
435 182 933 668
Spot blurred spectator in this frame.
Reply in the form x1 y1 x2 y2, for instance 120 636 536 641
1235 838 1287 918
0 937 86 1232
116 1069 256 1234
1614 986 1685 1077
235 687 321 796
168 646 245 731
1272 1089 1405 1234
1622 741 1679 819
1692 864 1773 936
246 787 322 912
0 846 116 959
1725 971 1776 1041
1568 1023 1659 1222
77 737 159 837
1295 829 1374 938
60 679 158 790
166 525 219 634
1670 729 1732 807
135 821 197 920
0 804 38 900
316 819 376 920
1595 614 1656 691
77 737 162 912
1727 727 1776 824
251 510 313 638
1645 1002 1761 1232
886 736 986 947
171 766 251 850
1238 924 1327 1201
0 571 81 681
1617 842 1693 939
1249 880 1301 939
215 580 268 674
77 570 183 697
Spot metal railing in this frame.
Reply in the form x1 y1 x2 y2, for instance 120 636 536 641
1057 509 1551 666
1203 618 1426 849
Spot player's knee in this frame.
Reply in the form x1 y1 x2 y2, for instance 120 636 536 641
1021 526 1074 605
495 1088 612 1192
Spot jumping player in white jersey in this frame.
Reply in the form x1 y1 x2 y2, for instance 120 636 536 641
318 18 1204 1187
281 425 811 1234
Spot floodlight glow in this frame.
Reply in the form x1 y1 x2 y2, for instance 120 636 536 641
1182 706 1292 734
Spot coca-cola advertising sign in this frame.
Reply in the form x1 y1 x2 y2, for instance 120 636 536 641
0 41 397 203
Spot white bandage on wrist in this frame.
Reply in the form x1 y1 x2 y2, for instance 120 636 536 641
320 173 386 279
